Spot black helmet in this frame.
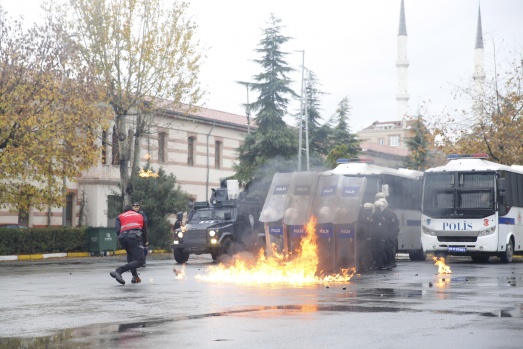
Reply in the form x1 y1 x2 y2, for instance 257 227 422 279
133 202 140 206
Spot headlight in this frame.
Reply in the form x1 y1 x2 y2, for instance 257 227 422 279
478 226 496 236
422 226 436 236
177 232 184 238
210 238 217 244
209 230 216 237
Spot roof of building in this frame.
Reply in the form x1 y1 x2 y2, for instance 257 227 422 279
359 119 414 131
191 106 253 128
156 100 255 130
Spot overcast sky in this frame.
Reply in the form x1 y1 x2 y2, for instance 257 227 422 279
2 0 523 131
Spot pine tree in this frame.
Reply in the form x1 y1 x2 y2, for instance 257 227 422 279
235 14 297 185
324 96 360 168
298 69 331 168
404 116 433 170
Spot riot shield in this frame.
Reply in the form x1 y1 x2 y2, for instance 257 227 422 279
284 171 320 254
335 176 367 271
259 172 293 255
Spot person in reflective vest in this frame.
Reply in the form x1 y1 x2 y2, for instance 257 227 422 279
110 205 148 285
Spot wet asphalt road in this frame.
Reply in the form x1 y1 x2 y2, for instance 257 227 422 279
1 253 523 349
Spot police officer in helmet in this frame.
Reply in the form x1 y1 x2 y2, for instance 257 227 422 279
110 205 148 285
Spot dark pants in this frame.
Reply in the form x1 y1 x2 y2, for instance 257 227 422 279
116 231 145 277
373 238 386 269
384 237 396 266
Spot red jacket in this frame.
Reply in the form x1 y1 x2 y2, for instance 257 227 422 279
118 210 145 233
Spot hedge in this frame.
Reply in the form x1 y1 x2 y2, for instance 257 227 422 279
0 227 89 255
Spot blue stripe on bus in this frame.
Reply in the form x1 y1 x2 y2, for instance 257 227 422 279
499 217 515 225
406 220 421 226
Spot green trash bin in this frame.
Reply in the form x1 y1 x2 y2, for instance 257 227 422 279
88 227 117 256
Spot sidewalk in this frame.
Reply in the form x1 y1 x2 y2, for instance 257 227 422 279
0 249 168 262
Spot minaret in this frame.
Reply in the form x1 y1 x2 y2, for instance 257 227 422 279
473 4 485 116
396 0 409 128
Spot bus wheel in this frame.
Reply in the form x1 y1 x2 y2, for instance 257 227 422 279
173 249 189 264
500 238 514 263
409 249 426 261
471 255 490 263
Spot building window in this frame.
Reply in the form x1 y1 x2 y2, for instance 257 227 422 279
101 130 107 165
188 136 195 166
158 132 167 163
389 135 400 147
378 138 384 146
215 141 222 169
111 126 119 165
65 193 73 227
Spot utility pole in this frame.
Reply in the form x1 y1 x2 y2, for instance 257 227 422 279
297 50 305 171
245 83 251 134
304 72 310 171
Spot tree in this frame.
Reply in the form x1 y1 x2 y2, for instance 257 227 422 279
107 165 191 249
298 69 331 168
432 47 523 165
324 96 360 168
64 0 203 208
235 14 297 185
0 6 111 212
403 115 434 170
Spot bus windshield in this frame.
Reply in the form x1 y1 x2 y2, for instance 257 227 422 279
422 171 495 218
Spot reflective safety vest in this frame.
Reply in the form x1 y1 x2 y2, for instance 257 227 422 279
119 210 144 233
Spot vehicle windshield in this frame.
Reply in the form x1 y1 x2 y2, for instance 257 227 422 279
188 207 233 221
422 171 495 218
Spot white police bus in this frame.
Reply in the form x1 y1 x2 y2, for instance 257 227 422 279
330 159 425 261
420 154 523 263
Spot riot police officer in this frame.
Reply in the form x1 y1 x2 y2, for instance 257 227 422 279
357 203 377 272
379 198 399 268
110 205 148 285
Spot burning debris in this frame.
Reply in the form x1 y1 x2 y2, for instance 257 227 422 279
433 256 452 274
139 168 159 178
173 264 186 279
195 216 356 285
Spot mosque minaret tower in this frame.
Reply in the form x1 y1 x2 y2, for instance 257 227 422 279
473 4 485 116
396 0 409 128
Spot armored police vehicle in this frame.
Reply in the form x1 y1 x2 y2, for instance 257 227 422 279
172 179 265 264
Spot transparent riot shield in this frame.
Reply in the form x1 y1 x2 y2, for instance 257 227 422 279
259 172 293 254
283 171 320 254
334 176 366 271
312 173 342 274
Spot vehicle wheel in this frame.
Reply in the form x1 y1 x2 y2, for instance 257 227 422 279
471 255 490 263
173 249 189 264
211 252 219 261
220 237 234 256
500 238 514 263
409 249 427 261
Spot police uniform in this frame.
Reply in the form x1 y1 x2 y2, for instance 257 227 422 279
110 206 148 285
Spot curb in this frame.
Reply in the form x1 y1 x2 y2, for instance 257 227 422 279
0 249 168 262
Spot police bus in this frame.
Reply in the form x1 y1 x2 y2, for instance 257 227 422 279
330 159 425 261
420 153 523 263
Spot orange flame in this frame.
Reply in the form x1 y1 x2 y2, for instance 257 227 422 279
139 168 159 178
196 216 355 285
174 264 186 279
433 256 452 274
